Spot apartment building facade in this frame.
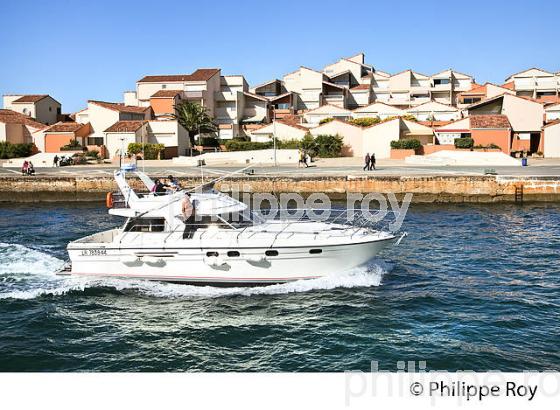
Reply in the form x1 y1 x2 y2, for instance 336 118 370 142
505 68 560 103
214 75 270 139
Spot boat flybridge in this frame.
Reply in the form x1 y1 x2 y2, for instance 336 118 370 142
62 169 403 286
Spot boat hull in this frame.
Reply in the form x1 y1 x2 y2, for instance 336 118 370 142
65 237 394 286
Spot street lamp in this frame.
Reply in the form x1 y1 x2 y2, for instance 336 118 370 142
272 106 277 167
119 137 125 169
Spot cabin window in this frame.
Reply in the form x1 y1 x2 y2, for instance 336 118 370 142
227 251 240 257
309 249 322 254
206 251 219 257
265 250 279 257
124 218 166 232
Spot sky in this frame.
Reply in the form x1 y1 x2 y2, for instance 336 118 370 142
1 0 559 112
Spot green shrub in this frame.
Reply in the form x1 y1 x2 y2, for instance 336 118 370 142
454 137 474 149
401 114 418 122
224 140 273 151
60 139 82 151
314 134 344 158
84 149 99 159
199 136 220 147
382 114 417 124
0 142 34 159
277 139 301 149
319 117 334 125
474 143 500 149
128 143 165 160
224 133 342 158
390 139 422 150
349 117 380 127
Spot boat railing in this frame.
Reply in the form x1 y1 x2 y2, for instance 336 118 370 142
115 208 399 244
256 208 400 231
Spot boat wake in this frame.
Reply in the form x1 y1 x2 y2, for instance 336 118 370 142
0 242 392 300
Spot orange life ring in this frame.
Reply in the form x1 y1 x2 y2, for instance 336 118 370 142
106 192 114 208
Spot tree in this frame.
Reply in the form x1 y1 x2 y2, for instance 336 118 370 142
300 133 318 157
314 134 344 158
173 100 217 146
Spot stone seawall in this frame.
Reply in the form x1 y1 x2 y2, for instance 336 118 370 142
1 175 559 202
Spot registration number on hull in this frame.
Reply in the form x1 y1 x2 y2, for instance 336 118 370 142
81 249 107 256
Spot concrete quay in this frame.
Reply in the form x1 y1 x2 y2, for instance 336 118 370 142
1 173 559 203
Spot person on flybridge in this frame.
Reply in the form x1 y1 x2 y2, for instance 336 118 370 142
182 193 196 239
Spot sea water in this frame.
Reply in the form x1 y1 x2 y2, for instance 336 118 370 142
0 202 558 371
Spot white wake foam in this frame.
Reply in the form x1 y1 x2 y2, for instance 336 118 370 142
0 242 391 300
0 242 65 276
122 262 389 299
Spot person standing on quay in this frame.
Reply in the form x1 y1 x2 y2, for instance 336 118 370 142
53 155 59 167
363 153 370 171
370 153 376 170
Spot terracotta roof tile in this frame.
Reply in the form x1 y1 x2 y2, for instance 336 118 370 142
543 119 560 128
138 68 220 83
89 100 150 114
0 109 48 129
104 120 147 133
150 90 182 98
44 122 86 133
470 115 510 129
277 119 308 131
418 120 453 128
501 81 515 90
11 94 49 103
349 84 370 91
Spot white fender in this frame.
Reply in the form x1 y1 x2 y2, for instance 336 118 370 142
143 256 163 264
120 255 140 264
204 256 227 267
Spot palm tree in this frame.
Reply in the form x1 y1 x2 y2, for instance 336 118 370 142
173 100 217 146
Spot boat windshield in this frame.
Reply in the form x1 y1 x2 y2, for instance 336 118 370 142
198 210 261 229
219 210 262 228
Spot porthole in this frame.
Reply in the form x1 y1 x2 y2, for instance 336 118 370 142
227 251 240 257
309 249 322 254
206 251 219 257
265 250 278 257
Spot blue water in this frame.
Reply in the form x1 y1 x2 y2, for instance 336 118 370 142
0 202 559 372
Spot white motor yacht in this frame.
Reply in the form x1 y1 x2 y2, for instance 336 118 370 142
61 170 403 286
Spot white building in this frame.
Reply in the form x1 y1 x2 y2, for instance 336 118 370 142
103 119 190 159
248 120 308 143
545 103 560 122
2 94 61 125
303 104 352 126
505 68 560 102
352 102 405 119
405 101 461 121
